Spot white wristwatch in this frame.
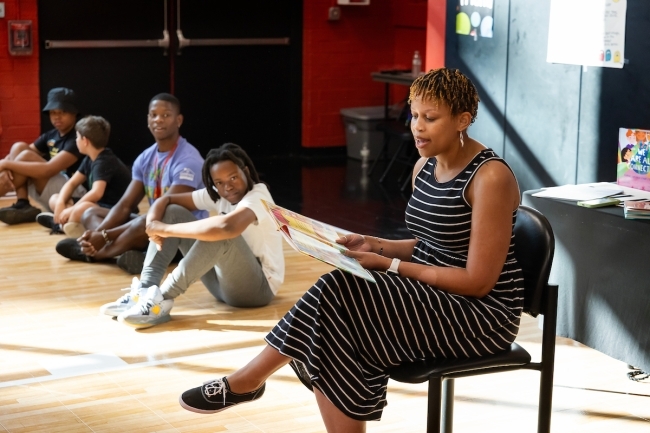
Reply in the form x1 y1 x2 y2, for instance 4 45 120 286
387 258 401 275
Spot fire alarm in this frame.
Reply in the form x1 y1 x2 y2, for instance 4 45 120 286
328 7 341 21
8 20 33 56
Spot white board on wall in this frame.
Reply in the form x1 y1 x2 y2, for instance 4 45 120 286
547 0 627 69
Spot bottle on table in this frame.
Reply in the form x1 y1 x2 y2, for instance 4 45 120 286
360 141 370 170
412 50 422 77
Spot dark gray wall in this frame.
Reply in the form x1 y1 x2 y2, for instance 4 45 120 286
446 0 650 193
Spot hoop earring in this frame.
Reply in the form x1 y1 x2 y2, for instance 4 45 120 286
459 131 465 147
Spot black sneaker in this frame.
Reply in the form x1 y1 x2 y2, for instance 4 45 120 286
0 202 41 225
36 212 64 234
116 250 146 274
56 238 94 263
179 377 265 414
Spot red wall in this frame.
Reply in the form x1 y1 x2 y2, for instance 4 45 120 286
426 0 446 70
0 0 40 156
301 0 427 148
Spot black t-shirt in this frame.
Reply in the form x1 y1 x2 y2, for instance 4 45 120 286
77 148 132 207
33 128 83 177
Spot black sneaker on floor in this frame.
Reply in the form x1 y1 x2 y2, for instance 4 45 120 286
36 212 64 234
56 238 94 263
0 202 41 225
116 250 146 274
179 377 265 414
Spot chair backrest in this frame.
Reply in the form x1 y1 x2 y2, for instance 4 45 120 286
513 206 555 317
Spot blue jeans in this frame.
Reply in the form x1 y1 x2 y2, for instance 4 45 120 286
139 205 274 308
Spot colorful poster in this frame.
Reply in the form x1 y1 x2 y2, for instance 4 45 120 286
617 128 650 191
456 0 494 39
547 0 627 69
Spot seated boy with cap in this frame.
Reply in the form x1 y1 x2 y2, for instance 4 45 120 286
0 87 86 225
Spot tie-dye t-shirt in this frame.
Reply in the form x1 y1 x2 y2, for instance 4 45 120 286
131 137 208 219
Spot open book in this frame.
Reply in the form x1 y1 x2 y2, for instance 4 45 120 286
261 200 376 283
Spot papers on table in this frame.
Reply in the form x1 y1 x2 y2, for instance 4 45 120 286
532 182 650 204
532 182 623 200
608 186 650 205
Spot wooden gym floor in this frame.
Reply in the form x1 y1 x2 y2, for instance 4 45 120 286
0 178 649 432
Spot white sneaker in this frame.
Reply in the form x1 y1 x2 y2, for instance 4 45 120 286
99 277 144 317
117 285 173 329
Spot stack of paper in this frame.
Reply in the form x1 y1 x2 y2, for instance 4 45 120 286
623 201 650 220
532 183 623 201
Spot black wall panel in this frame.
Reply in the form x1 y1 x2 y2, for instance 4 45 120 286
446 0 650 193
38 0 169 165
446 0 510 157
504 0 581 193
583 1 650 183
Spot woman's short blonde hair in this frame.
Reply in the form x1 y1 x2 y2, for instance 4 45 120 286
408 68 480 124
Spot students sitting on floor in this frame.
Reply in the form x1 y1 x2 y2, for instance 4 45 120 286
55 93 207 274
36 116 133 237
99 143 284 329
0 88 86 225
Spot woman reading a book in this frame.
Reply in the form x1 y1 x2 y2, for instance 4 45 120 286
98 143 284 328
178 68 523 433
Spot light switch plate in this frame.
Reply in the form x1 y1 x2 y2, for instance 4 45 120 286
0 3 5 18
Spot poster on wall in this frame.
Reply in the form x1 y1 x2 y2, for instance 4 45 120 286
547 0 627 69
456 0 494 39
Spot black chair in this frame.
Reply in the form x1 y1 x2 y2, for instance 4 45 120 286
388 205 557 433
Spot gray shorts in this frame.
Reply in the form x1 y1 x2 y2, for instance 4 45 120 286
28 173 87 211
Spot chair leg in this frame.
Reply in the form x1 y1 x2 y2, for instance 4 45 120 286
537 285 558 433
400 169 413 192
441 378 455 433
368 133 390 176
379 141 406 183
427 377 443 433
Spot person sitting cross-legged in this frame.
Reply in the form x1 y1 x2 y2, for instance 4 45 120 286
99 143 284 328
36 115 133 237
55 93 206 274
0 87 85 225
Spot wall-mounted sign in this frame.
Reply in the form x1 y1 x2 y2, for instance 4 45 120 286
456 0 494 39
547 0 627 69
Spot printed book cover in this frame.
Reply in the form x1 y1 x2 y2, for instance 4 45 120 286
623 200 650 211
261 200 376 283
618 128 650 191
623 200 650 220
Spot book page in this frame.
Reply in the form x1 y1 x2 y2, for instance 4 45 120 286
286 227 376 283
262 200 351 248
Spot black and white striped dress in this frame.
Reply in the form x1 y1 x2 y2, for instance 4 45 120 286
265 149 524 421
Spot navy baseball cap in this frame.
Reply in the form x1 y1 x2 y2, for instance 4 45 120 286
42 87 78 113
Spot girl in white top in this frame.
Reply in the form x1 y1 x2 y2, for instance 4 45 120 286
99 143 284 328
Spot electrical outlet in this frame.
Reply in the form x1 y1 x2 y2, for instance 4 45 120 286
0 3 5 19
328 6 341 21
